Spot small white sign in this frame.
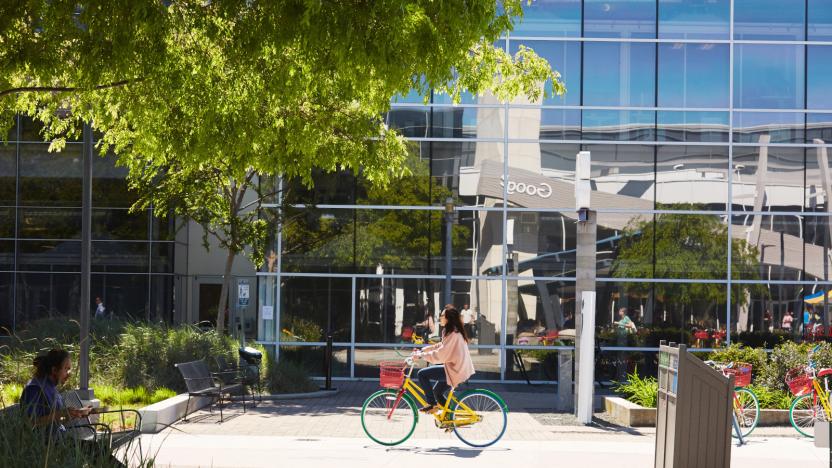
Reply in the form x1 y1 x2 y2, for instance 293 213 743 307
238 283 250 306
261 305 274 320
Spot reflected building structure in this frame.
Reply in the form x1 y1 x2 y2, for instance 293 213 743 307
257 0 832 382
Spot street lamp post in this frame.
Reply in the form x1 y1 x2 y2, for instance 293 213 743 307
574 151 596 425
444 197 454 307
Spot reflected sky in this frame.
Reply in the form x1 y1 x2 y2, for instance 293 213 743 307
511 41 581 106
734 44 804 109
658 0 730 40
808 46 832 110
584 0 656 38
512 0 581 37
658 43 728 108
583 42 655 107
734 0 805 40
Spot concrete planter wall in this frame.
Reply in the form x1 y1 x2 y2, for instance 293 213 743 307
604 396 791 428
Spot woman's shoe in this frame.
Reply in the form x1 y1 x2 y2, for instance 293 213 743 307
419 405 440 414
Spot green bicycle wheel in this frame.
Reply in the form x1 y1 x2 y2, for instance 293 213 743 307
790 393 828 438
361 389 418 446
732 387 759 438
450 389 508 448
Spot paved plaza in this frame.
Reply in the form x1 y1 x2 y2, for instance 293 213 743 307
135 382 829 467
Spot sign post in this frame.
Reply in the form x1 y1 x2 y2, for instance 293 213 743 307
574 150 596 424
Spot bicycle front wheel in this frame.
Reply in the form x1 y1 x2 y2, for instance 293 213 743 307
361 389 417 446
732 387 760 438
790 393 828 438
450 389 508 448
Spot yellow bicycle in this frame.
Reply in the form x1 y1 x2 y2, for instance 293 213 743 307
360 358 508 447
787 345 832 438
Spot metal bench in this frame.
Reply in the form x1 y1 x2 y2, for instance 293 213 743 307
61 390 143 458
175 359 246 422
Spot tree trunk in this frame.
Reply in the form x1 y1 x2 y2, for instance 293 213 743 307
216 250 236 334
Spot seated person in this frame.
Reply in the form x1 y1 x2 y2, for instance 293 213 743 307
20 348 124 467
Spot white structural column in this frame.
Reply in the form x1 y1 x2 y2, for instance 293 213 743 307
574 151 596 424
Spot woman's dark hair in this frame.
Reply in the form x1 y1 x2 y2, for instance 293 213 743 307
33 349 69 378
441 305 468 342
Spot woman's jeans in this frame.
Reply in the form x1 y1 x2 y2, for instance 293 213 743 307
417 365 449 407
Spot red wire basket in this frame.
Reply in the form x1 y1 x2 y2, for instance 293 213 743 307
694 330 710 340
785 367 813 396
722 362 752 387
379 361 407 389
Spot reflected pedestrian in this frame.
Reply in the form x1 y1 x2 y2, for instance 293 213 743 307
94 297 106 320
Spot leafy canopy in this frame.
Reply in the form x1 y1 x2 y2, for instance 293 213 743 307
0 0 563 191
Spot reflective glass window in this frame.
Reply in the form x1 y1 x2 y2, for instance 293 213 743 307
805 147 832 212
504 211 577 278
582 110 655 141
734 45 804 109
803 215 832 281
732 146 805 211
656 146 729 211
536 109 582 140
15 273 81 326
734 0 805 41
733 283 805 345
511 0 581 37
584 0 657 39
92 242 149 273
506 144 574 209
538 143 582 175
0 144 15 206
733 112 805 144
597 213 655 279
385 107 429 138
355 144 431 206
93 152 136 208
18 116 81 142
0 240 13 270
807 114 832 143
808 46 832 110
19 143 82 206
730 214 805 281
654 214 729 280
281 207 355 273
658 0 730 40
0 207 12 238
91 273 149 320
658 43 729 108
507 276 575 347
284 170 357 205
657 111 729 142
17 240 80 272
809 0 832 41
0 273 11 333
583 42 656 107
17 208 81 239
585 145 656 209
510 41 581 106
430 107 504 139
279 345 350 378
425 141 503 206
149 275 174 323
92 209 149 240
151 242 174 273
281 276 352 342
355 277 441 344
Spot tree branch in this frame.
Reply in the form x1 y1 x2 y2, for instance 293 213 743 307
0 79 141 98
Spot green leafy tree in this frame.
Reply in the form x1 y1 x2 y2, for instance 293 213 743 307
612 209 763 322
0 1 563 333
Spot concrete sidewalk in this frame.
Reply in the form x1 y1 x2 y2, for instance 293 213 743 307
133 381 827 467
138 434 827 468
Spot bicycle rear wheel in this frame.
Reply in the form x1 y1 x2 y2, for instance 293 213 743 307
732 387 759 438
790 393 828 438
361 389 417 446
450 389 508 448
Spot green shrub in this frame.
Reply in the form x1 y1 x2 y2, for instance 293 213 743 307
280 317 323 342
0 382 23 406
705 344 768 383
267 358 317 394
114 323 237 392
758 341 832 392
745 384 793 410
0 409 151 467
613 368 658 408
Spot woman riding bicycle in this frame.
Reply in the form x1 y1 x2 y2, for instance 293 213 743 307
412 305 475 414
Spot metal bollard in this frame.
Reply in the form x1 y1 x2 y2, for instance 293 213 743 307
323 334 334 391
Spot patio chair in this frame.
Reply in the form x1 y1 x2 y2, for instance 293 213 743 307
215 355 262 405
61 390 143 459
175 359 246 422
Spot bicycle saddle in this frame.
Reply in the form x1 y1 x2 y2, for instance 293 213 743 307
818 368 832 377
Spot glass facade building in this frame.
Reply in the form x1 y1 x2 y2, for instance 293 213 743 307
257 0 832 382
0 116 180 333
